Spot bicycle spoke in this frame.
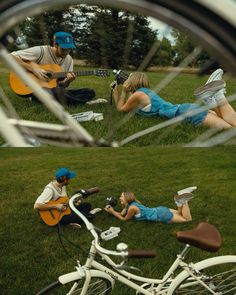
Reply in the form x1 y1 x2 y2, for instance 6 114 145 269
173 264 236 294
153 46 202 93
0 0 236 146
69 278 112 295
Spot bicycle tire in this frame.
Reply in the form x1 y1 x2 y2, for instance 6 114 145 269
0 0 23 13
168 255 236 294
1 0 236 147
146 0 236 74
0 0 236 74
37 276 113 295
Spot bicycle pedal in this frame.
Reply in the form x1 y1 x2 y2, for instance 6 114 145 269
100 227 121 241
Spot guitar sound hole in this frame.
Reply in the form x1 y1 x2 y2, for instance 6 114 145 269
46 72 52 78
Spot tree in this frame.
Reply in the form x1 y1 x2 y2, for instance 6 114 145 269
76 6 158 68
153 37 174 66
17 5 158 69
171 28 210 67
171 28 194 66
19 9 75 47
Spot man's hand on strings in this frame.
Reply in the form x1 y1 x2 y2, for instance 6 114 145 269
66 72 76 83
32 67 49 81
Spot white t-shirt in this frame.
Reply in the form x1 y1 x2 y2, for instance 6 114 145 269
141 104 151 112
35 181 67 204
11 45 73 72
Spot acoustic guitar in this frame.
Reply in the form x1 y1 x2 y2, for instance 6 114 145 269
39 197 71 226
9 63 110 95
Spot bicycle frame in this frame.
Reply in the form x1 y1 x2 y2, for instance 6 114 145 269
75 244 196 294
68 194 224 295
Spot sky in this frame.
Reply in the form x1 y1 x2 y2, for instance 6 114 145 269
148 17 175 44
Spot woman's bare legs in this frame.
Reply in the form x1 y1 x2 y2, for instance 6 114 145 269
203 111 231 129
195 69 236 127
215 100 236 126
170 202 192 223
203 93 236 128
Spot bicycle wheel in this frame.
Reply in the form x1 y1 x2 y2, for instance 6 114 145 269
169 256 236 294
38 276 113 295
0 0 236 73
0 0 236 147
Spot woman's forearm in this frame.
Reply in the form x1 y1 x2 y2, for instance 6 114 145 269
112 210 126 221
114 90 127 112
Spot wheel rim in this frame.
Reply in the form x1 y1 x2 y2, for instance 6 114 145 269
173 264 236 294
0 0 236 147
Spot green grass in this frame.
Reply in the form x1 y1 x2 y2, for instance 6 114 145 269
1 65 236 146
1 147 236 294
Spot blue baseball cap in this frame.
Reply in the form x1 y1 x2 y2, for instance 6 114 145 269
55 168 76 179
54 32 75 49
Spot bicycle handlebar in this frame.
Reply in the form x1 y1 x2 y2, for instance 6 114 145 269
86 187 99 195
127 250 156 259
69 195 156 260
74 187 99 198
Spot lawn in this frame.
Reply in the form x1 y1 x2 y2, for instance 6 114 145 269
1 64 236 146
1 147 236 294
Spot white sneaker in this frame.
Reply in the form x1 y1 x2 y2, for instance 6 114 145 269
213 88 227 105
194 80 226 108
207 69 227 105
174 193 194 207
205 69 224 84
86 98 108 105
177 186 197 195
89 208 102 214
205 69 227 105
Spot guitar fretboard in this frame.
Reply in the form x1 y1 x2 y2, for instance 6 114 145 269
52 70 96 79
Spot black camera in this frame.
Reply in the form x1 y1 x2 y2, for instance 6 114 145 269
106 196 118 208
110 69 129 89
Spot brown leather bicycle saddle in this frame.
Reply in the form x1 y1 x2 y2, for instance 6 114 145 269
176 222 222 252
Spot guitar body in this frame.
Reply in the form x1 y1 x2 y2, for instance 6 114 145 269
9 64 62 96
39 197 71 226
10 64 110 96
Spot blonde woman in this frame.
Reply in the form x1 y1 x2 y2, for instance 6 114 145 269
113 69 236 128
105 192 193 223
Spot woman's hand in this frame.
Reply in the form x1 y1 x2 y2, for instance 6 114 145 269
122 80 131 93
105 205 129 221
113 83 119 96
104 205 115 214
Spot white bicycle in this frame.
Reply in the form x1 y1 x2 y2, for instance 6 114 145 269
37 193 236 295
0 0 236 147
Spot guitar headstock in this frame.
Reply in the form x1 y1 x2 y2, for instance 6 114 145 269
95 69 110 77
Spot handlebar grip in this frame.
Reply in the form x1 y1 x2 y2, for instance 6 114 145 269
86 187 100 195
127 250 156 259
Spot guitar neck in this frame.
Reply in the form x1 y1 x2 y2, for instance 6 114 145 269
53 70 96 79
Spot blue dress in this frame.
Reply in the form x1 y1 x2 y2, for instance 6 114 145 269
135 87 208 126
128 201 173 223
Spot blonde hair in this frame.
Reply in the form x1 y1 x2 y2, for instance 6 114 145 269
127 72 150 92
122 191 138 204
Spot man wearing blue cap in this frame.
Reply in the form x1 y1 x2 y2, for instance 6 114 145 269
11 31 95 104
34 167 97 227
